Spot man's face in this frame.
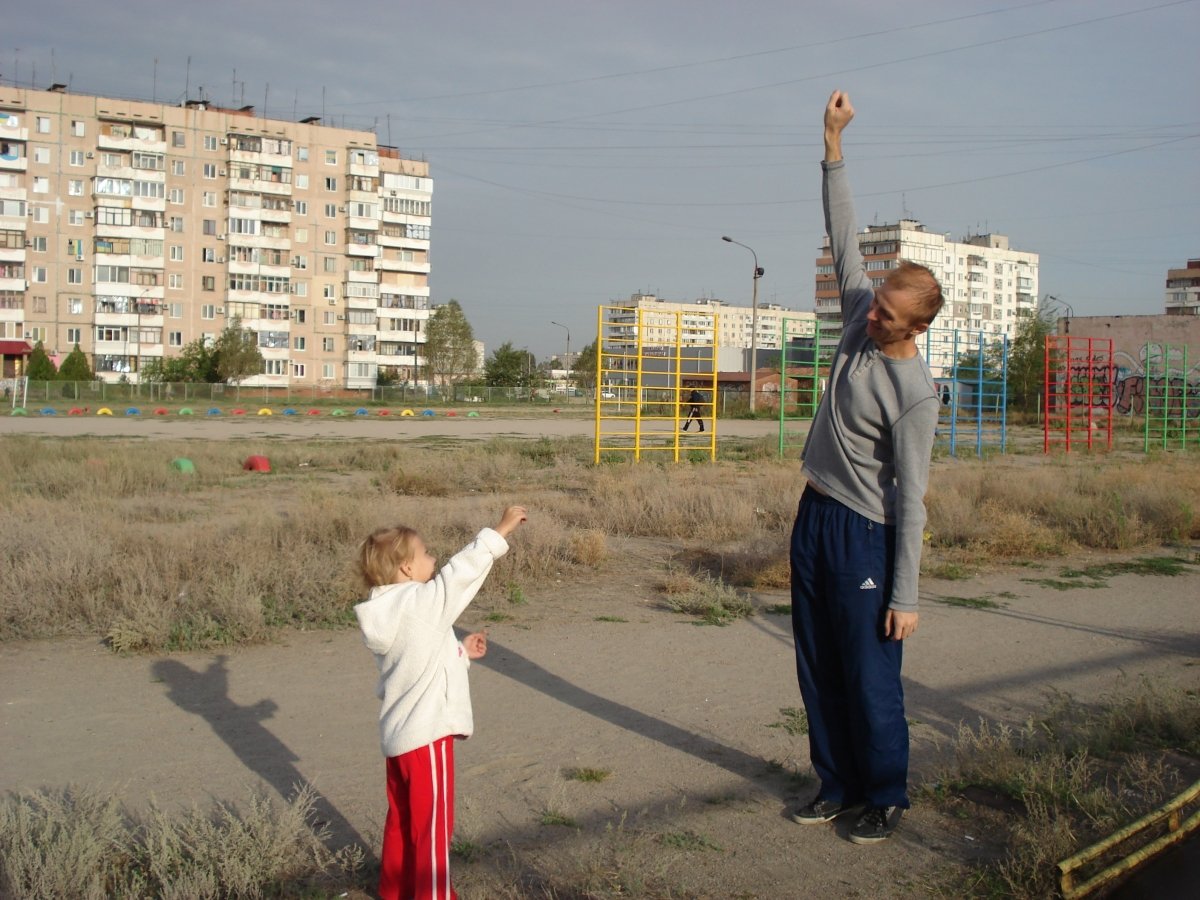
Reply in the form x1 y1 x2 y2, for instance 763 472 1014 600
866 284 925 347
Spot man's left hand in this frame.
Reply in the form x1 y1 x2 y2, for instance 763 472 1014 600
884 610 918 641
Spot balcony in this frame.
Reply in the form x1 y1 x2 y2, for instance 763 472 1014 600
0 154 27 173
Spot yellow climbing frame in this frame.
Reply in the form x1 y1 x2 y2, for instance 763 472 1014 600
593 304 719 463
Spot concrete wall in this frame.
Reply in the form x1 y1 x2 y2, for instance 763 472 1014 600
1060 316 1200 418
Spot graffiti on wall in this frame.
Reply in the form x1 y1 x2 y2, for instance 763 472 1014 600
1111 346 1200 418
1054 345 1200 418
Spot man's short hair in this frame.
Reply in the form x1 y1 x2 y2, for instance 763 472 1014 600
885 262 944 325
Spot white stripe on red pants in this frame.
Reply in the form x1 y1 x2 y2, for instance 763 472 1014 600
380 736 456 900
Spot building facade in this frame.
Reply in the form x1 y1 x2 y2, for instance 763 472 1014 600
612 292 815 352
814 220 1038 340
1164 258 1200 316
0 84 432 387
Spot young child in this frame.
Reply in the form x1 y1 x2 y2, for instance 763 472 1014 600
356 504 527 900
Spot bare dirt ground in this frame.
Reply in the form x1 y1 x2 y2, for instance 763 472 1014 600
2 414 1198 897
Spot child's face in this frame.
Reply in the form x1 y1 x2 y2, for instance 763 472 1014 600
398 537 437 583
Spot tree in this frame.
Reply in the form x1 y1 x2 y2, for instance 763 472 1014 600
142 338 220 383
26 341 57 381
1005 310 1054 415
423 300 476 387
484 342 535 388
57 344 94 381
572 340 597 390
212 318 264 384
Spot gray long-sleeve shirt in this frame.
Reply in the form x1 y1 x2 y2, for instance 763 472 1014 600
800 160 938 612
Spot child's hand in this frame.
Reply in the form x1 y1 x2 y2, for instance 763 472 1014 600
463 630 488 659
495 505 528 539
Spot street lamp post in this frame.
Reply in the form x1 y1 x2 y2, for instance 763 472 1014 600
550 320 570 402
722 236 765 413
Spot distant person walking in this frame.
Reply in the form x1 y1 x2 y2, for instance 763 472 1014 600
789 90 943 845
681 388 706 432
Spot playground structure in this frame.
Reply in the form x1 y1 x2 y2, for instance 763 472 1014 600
1138 342 1197 451
1044 335 1114 453
593 305 718 463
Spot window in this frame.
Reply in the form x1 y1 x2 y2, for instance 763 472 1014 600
324 230 337 245
133 152 164 171
69 210 84 225
203 191 217 207
325 177 337 191
37 116 51 134
169 331 183 347
32 206 50 224
172 131 185 148
323 285 336 299
295 173 309 189
68 268 83 284
323 363 335 379
204 135 218 151
29 236 47 252
293 336 306 351
203 219 217 236
169 188 184 204
291 363 306 377
169 246 184 262
295 200 307 215
293 308 306 324
325 149 337 165
172 160 186 175
202 276 216 291
33 177 49 194
72 120 85 137
324 203 336 218
203 163 217 179
68 298 83 315
67 327 82 343
263 359 287 376
201 304 215 319
295 227 307 243
292 253 308 270
202 248 215 263
323 256 338 273
297 146 309 161
33 267 48 283
169 303 183 318
323 337 335 351
69 150 85 166
169 273 183 289
323 312 336 326
33 147 50 164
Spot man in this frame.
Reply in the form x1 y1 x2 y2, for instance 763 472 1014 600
789 90 943 844
681 387 706 432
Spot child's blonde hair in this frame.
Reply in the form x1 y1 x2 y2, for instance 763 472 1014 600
358 525 421 589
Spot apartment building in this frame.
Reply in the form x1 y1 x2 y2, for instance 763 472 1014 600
1164 258 1200 316
612 292 815 351
0 83 432 387
814 220 1038 340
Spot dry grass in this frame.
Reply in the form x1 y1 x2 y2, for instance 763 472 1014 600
0 784 363 899
1 434 1196 651
927 680 1200 898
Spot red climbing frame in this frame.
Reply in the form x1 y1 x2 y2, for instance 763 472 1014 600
1043 335 1114 453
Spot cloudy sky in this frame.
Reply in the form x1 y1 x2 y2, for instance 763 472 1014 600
8 0 1198 357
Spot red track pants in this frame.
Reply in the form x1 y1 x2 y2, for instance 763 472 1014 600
380 736 456 900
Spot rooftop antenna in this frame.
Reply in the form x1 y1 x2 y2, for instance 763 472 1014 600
232 67 236 107
386 113 392 144
321 86 326 122
185 55 191 103
264 82 269 120
153 57 158 102
293 89 298 121
50 47 56 85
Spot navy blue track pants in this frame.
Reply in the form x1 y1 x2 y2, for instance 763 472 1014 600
790 485 910 809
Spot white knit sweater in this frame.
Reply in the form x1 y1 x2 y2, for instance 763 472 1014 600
355 527 509 758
